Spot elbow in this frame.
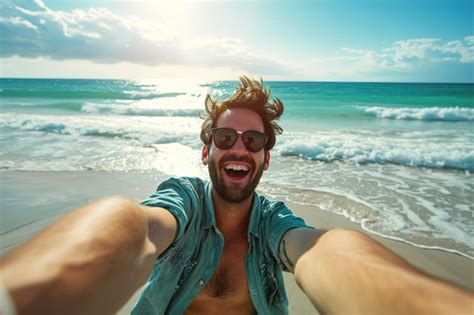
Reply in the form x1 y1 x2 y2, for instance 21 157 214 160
62 195 149 265
323 228 368 241
294 229 369 278
96 195 151 249
296 229 367 257
92 196 148 236
93 195 141 215
314 229 374 253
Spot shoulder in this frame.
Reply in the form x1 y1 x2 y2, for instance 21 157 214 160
256 193 289 215
142 176 207 209
255 192 312 234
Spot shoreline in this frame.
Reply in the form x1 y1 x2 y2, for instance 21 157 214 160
1 170 472 314
286 199 473 289
360 220 474 260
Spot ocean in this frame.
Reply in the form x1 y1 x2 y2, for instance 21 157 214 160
0 78 473 258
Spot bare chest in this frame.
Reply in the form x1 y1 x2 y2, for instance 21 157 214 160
185 239 256 315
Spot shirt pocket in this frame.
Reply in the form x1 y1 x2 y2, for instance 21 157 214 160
259 260 279 305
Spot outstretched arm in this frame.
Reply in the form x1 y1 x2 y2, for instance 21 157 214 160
282 228 473 314
0 196 177 315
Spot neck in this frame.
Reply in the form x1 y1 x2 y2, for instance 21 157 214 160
211 189 253 238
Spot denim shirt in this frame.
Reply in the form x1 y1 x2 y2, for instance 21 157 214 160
131 177 313 315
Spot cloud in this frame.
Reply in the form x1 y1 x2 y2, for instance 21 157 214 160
436 37 474 63
0 16 38 31
0 0 290 74
392 38 441 63
309 36 474 79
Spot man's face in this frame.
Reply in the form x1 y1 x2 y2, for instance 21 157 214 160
202 108 270 203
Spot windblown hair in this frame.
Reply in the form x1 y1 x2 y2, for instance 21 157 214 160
200 76 284 150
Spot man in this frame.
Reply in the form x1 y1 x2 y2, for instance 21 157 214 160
0 77 472 315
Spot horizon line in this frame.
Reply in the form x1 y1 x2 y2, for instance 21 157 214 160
1 77 473 85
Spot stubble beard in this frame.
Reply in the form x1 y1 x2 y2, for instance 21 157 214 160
208 154 264 203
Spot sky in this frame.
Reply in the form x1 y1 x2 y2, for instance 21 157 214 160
0 0 473 82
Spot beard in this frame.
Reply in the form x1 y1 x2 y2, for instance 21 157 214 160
208 153 265 203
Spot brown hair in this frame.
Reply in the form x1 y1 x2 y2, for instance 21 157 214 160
200 76 284 150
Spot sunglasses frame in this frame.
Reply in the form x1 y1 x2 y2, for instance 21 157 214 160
210 127 268 152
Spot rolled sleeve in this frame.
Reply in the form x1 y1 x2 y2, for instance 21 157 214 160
265 201 314 264
141 177 194 243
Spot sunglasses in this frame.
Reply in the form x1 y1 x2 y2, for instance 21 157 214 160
210 128 267 153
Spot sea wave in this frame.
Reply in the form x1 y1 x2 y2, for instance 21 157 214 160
0 89 185 100
276 132 474 170
82 103 201 117
358 106 474 121
5 118 136 140
0 113 200 146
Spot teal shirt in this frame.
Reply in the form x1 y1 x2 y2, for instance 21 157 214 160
131 177 314 315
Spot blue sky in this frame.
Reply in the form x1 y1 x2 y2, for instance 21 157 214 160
1 0 473 82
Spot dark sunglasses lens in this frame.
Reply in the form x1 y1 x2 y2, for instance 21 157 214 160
213 129 237 149
243 131 266 152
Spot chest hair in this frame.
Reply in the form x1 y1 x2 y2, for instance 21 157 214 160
206 265 239 297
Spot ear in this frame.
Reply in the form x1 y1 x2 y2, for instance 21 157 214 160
202 145 209 165
263 150 270 170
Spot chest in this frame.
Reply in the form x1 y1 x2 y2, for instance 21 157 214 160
204 238 249 297
185 239 256 314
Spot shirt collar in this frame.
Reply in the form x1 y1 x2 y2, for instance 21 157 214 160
202 180 216 229
247 193 261 238
203 180 261 238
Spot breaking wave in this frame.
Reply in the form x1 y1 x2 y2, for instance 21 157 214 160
276 132 474 171
82 103 201 117
358 106 474 121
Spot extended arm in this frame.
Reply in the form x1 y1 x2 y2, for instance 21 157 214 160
283 228 473 314
0 196 177 315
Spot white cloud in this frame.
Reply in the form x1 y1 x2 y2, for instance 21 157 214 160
434 37 474 63
341 47 371 55
392 38 440 63
0 16 38 31
465 35 474 45
0 0 290 75
308 36 474 79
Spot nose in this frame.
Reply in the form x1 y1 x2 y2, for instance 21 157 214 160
230 133 248 152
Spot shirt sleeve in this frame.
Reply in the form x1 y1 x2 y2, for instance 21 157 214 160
0 280 17 315
141 177 196 244
264 200 315 269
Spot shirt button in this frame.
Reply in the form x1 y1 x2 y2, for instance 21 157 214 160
198 280 204 286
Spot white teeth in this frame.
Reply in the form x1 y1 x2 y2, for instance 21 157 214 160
224 163 249 171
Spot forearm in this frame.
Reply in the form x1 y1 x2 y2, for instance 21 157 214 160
0 197 168 315
294 229 473 314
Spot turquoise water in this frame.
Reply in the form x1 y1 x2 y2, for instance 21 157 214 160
1 78 473 257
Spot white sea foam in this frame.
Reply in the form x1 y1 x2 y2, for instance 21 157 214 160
276 131 474 170
358 106 474 121
262 159 474 258
82 95 204 117
0 113 202 147
82 103 201 117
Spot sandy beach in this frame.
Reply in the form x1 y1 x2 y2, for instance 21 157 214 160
1 170 472 314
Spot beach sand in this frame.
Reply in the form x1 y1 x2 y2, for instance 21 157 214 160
1 170 472 314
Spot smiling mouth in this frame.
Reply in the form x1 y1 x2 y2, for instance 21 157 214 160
223 163 250 180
